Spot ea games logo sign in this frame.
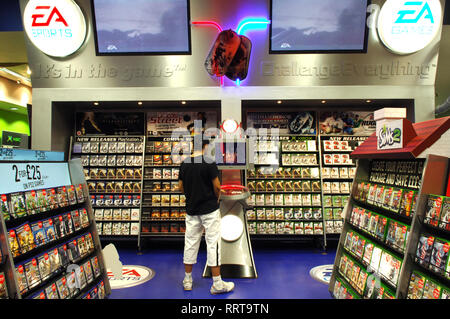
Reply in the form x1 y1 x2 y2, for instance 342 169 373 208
376 0 442 54
23 0 87 57
107 265 155 289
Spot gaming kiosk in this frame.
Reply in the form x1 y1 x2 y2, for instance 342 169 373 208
203 138 257 278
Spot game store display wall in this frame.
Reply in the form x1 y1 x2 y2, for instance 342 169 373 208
71 136 144 237
329 156 450 299
0 182 108 299
246 135 324 237
245 135 369 239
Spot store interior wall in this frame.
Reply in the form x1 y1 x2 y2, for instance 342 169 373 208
17 0 446 151
0 108 30 141
435 25 450 117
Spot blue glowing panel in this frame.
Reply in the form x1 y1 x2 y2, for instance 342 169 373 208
270 0 368 53
92 0 191 54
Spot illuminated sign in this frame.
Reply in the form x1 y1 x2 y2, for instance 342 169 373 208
193 18 270 86
23 0 87 57
377 0 442 55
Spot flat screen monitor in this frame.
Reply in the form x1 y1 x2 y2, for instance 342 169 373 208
270 0 369 53
215 142 246 166
91 0 191 55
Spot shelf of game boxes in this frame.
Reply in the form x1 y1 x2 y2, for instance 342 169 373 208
333 252 397 299
406 193 450 297
67 160 112 298
0 199 19 299
405 269 450 299
339 226 403 295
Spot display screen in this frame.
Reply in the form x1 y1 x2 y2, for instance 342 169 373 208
215 142 246 166
92 0 191 55
270 0 369 53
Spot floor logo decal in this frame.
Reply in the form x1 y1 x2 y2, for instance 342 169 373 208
107 265 155 289
310 265 334 285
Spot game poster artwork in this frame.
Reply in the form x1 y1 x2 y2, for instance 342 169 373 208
319 111 376 136
147 112 219 136
76 112 145 136
246 112 317 135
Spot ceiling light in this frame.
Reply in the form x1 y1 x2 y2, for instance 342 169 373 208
277 100 282 104
321 100 327 104
138 101 143 106
221 119 239 133
366 100 372 103
181 101 187 105
17 80 21 84
93 102 99 106
0 68 30 82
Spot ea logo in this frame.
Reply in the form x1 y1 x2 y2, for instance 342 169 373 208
377 0 442 55
23 0 87 57
31 6 68 27
396 1 434 24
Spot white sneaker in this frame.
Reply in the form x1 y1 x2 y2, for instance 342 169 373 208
183 277 193 291
210 280 235 294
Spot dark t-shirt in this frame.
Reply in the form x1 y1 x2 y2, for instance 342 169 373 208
179 156 219 216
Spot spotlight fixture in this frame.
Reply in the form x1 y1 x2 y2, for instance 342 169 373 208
321 100 327 104
138 101 143 106
181 101 187 105
93 102 99 106
366 100 372 103
277 100 282 104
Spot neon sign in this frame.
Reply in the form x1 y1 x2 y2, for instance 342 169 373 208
192 17 270 86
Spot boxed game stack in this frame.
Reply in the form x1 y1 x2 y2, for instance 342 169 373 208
334 252 397 299
141 137 190 235
320 136 369 235
71 136 144 238
246 136 324 236
340 229 403 297
408 194 450 296
406 270 449 299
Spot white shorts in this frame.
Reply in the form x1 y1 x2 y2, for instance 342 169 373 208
183 209 221 267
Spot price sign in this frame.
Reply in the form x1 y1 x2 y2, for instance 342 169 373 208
0 148 64 162
0 163 71 194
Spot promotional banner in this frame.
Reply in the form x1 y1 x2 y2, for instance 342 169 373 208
147 111 218 136
246 112 317 135
0 162 71 194
319 111 376 136
75 112 145 136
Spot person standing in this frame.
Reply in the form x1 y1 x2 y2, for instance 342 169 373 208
178 139 235 294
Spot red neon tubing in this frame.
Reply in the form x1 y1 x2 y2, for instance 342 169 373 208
191 21 223 32
192 21 224 86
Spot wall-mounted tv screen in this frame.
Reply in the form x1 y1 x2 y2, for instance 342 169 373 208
270 0 369 53
92 0 191 55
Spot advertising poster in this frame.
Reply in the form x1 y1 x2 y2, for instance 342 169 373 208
246 112 317 135
319 111 376 136
147 112 218 136
75 112 145 136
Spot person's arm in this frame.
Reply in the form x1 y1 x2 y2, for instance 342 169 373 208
179 179 184 194
212 176 221 201
178 163 185 194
